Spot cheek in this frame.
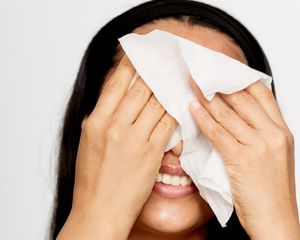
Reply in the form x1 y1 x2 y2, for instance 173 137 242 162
133 192 215 234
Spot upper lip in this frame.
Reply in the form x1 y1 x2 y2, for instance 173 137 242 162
159 164 188 177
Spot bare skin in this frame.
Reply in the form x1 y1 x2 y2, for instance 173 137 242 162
56 19 300 240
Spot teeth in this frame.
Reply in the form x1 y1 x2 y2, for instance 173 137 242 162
187 177 192 185
156 173 162 182
162 174 172 184
180 176 188 186
155 173 193 186
171 176 181 186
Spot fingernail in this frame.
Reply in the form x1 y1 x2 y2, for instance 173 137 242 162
190 100 201 110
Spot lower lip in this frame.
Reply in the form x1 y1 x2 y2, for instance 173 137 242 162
153 182 198 198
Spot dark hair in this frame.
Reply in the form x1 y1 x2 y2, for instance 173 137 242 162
49 1 275 239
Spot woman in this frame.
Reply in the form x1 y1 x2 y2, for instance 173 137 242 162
50 0 300 239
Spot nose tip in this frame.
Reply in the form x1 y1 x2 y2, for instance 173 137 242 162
162 140 183 166
170 139 183 157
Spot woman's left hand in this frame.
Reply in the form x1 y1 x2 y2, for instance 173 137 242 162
188 78 300 240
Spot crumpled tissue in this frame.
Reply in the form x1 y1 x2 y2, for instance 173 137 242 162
118 29 272 227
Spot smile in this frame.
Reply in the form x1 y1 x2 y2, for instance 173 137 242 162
155 173 192 186
152 165 198 198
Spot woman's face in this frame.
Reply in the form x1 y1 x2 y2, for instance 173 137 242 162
105 19 247 238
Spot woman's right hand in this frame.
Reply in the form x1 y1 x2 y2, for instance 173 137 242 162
56 54 177 240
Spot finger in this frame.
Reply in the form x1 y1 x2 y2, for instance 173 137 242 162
92 54 136 119
133 94 166 139
197 93 256 144
189 100 240 156
189 75 255 144
149 112 177 149
242 80 289 130
220 89 276 130
113 77 152 125
189 76 278 131
189 76 274 131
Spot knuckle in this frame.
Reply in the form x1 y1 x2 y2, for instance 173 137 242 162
232 91 253 106
103 77 122 92
271 129 289 147
281 127 295 146
215 106 233 123
259 87 275 100
81 116 103 135
106 125 122 142
199 110 212 122
287 131 295 145
148 142 164 156
128 80 146 98
147 95 163 110
209 125 226 140
147 140 157 151
160 119 173 132
120 55 133 68
81 115 89 130
255 138 268 156
159 114 176 132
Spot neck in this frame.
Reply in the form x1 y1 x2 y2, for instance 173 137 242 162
128 224 208 240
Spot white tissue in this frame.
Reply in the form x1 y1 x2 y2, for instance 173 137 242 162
118 29 272 227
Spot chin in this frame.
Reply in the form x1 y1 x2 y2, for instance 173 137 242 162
132 190 215 235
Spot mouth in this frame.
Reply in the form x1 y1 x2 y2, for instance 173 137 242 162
153 164 198 198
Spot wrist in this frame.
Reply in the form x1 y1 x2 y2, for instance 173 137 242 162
57 206 134 240
249 219 300 240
